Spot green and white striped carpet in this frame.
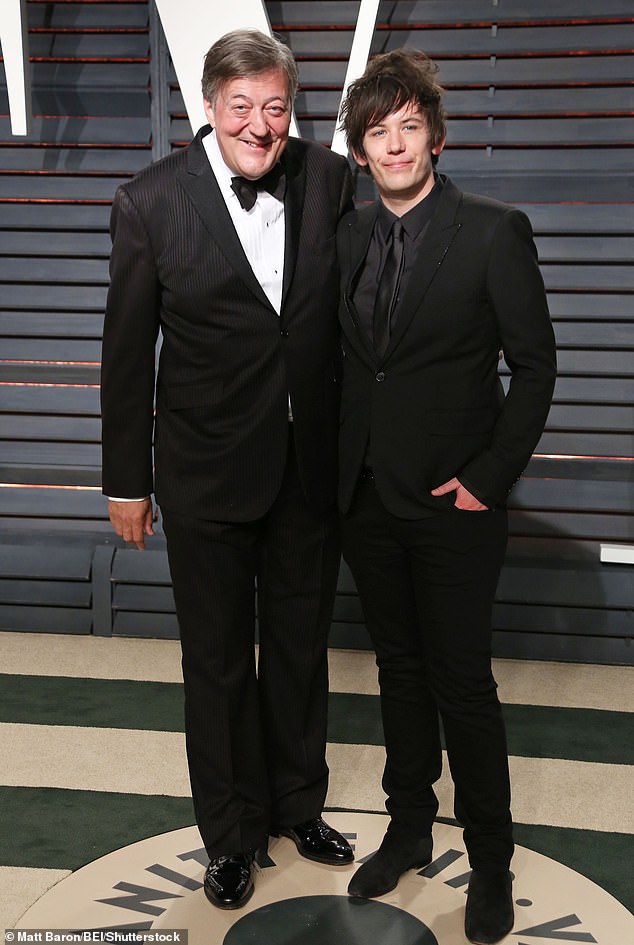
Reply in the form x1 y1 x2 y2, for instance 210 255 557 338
1 631 632 929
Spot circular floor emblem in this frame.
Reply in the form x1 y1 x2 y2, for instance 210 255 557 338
225 896 437 945
16 813 633 944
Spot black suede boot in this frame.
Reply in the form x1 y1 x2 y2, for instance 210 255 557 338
347 832 433 898
465 869 514 944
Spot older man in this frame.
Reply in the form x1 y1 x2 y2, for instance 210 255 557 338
101 29 354 909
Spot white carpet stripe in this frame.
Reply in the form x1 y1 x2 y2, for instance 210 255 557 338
327 651 634 713
1 632 632 713
508 753 634 833
0 632 184 683
325 743 634 834
493 658 634 713
0 723 191 796
0 866 69 931
1 723 631 834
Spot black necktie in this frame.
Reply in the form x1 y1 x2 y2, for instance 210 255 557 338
230 165 284 211
373 220 404 357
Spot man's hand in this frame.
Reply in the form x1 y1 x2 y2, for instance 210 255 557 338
108 498 156 550
431 478 488 511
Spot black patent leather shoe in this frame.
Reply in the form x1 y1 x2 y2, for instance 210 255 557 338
465 869 514 944
203 853 256 910
348 832 433 898
276 817 354 864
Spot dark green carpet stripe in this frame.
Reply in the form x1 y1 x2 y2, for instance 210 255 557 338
0 786 195 871
326 692 634 766
0 674 185 733
1 786 632 915
0 675 632 765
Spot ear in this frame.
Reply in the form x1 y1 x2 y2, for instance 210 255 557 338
351 147 368 168
203 98 215 127
432 135 446 157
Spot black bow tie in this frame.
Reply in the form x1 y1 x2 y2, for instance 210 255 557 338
230 165 285 211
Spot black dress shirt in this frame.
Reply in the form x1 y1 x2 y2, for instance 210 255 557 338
352 178 442 348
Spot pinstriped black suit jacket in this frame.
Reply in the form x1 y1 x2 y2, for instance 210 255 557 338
101 127 353 521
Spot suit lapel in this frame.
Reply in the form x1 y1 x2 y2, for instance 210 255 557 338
281 139 306 306
340 204 379 363
383 178 462 360
175 128 273 311
346 203 378 301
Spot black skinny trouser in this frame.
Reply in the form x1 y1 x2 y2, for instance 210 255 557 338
342 479 513 872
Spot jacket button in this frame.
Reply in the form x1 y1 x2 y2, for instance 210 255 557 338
280 328 289 337
375 371 385 382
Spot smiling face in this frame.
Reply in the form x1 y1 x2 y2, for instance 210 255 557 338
203 68 291 180
354 102 445 215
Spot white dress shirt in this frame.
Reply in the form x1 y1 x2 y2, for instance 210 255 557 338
203 129 286 314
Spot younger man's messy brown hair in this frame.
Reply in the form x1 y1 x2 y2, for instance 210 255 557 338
339 49 446 166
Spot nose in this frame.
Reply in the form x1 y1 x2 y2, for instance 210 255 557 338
386 131 405 153
249 108 269 137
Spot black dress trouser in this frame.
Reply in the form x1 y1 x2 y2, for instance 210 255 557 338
162 433 340 859
342 477 514 872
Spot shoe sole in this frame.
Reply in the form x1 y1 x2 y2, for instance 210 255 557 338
347 856 433 900
465 931 513 945
348 880 398 899
203 882 255 911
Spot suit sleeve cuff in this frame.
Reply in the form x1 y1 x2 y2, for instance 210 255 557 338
456 476 495 510
106 496 150 502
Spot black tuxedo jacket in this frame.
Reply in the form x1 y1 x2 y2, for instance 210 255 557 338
337 176 557 516
101 128 353 521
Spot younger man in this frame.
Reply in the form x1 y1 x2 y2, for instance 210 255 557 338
337 50 556 944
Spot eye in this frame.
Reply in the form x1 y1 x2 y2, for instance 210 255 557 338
266 105 287 117
232 104 250 115
369 128 386 137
